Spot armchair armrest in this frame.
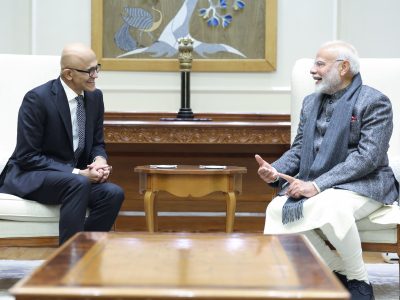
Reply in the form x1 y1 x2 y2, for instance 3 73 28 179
389 155 400 183
0 157 7 173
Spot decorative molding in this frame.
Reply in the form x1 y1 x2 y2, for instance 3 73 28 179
104 113 290 145
105 126 290 144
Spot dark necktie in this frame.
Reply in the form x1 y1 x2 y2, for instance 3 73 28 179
74 95 86 162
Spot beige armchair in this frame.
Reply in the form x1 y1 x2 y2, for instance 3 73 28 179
291 58 400 273
0 54 61 246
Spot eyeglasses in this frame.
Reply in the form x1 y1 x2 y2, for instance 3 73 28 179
67 64 101 77
313 59 344 68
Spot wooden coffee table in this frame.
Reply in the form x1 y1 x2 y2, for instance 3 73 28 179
11 232 349 300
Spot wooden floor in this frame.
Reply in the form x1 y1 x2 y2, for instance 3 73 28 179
363 252 388 263
0 247 55 260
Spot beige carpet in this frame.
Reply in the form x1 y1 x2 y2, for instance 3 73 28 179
366 263 399 300
0 260 398 299
0 260 43 300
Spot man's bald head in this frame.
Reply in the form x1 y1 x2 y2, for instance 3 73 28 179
60 43 99 94
60 43 96 70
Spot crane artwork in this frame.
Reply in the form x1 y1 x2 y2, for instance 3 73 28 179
114 0 247 58
114 6 163 51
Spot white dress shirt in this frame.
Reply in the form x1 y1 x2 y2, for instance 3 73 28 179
60 78 83 174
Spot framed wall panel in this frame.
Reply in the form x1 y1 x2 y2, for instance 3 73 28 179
91 0 277 72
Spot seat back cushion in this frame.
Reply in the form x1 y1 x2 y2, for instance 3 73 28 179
0 54 60 171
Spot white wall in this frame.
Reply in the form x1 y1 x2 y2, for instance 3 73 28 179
338 0 400 57
1 0 399 114
0 0 31 54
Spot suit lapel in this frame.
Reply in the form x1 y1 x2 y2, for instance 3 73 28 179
52 79 73 147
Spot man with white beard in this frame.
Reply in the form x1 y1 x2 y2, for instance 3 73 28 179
255 41 398 300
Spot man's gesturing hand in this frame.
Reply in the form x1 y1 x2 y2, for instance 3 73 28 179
278 173 318 199
255 154 279 183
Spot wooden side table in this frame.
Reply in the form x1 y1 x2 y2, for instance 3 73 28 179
134 165 247 233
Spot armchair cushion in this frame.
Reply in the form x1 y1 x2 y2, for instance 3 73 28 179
0 193 59 222
0 220 58 238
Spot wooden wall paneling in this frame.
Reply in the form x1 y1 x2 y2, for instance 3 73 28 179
104 113 290 233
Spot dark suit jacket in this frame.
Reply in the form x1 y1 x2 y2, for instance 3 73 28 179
0 78 107 197
272 85 399 205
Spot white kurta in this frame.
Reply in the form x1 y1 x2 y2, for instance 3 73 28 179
264 188 388 240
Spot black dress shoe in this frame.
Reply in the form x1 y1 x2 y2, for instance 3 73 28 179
333 271 348 289
348 279 375 300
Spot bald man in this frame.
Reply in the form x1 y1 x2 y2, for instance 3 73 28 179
0 43 124 245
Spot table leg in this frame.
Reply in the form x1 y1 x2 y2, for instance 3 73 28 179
144 191 157 233
225 192 236 233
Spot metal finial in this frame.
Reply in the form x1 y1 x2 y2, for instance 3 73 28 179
178 37 194 72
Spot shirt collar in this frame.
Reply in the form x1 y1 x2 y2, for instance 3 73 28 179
60 78 83 102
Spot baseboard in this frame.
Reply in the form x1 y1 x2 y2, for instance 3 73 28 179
0 236 58 247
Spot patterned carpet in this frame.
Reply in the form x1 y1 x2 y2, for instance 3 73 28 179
0 260 398 299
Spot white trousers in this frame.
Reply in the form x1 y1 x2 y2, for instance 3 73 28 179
264 188 382 282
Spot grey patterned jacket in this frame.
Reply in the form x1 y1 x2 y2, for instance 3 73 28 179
272 85 399 205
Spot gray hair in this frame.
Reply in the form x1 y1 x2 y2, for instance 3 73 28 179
320 40 360 75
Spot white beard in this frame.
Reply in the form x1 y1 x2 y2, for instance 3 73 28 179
315 67 342 95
